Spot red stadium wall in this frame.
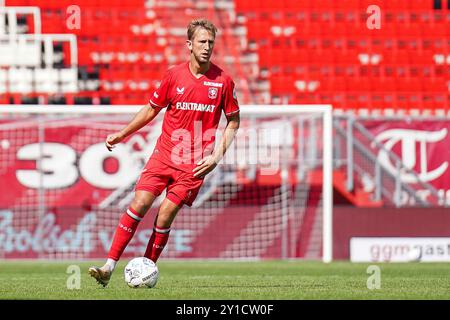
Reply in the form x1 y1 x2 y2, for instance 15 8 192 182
333 206 450 260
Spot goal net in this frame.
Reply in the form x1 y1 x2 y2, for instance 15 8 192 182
0 105 332 262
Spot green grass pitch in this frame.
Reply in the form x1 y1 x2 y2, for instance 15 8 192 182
1 260 450 300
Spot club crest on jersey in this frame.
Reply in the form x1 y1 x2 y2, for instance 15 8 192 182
208 87 218 99
176 87 185 95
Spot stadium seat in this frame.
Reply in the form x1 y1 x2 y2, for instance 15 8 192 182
0 68 7 94
1 0 447 108
8 67 33 94
0 42 15 66
34 68 59 93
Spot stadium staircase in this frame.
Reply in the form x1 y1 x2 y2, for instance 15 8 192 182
332 170 382 206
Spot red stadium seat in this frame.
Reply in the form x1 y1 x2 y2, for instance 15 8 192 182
2 0 446 110
386 0 410 11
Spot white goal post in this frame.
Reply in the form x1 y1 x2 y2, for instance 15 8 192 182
0 104 333 262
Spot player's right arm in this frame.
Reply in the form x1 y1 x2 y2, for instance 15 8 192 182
105 103 161 151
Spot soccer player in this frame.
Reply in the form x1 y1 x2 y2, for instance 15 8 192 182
89 19 240 286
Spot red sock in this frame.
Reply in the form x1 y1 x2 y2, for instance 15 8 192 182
144 226 171 263
108 207 143 261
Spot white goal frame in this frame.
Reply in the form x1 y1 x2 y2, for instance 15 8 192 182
0 104 333 262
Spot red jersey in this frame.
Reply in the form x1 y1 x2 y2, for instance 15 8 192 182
148 61 240 173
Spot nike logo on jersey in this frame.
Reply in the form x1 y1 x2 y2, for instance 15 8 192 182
176 87 185 94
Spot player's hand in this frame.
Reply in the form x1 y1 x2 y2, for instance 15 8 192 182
105 133 124 152
193 155 218 178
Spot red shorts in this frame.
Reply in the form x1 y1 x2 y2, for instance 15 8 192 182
135 157 204 207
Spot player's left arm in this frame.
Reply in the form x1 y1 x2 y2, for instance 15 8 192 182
193 112 240 178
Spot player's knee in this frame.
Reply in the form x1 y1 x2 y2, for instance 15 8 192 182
155 214 173 229
131 197 152 215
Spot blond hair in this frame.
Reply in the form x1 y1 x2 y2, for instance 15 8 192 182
187 18 218 40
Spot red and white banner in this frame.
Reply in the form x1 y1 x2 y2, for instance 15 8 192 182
0 118 157 209
0 207 227 259
0 116 315 259
363 120 450 192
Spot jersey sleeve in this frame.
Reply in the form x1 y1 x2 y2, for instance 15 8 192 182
149 70 172 109
222 79 240 116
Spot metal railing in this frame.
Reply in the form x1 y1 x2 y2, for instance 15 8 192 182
0 6 42 35
333 115 443 207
